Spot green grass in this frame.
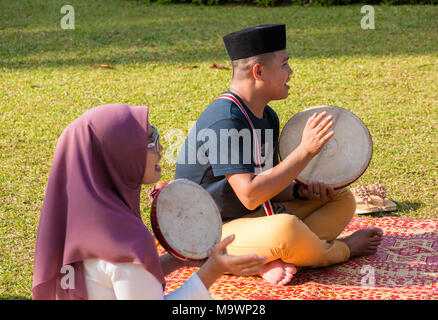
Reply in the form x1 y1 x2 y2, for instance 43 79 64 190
0 0 437 299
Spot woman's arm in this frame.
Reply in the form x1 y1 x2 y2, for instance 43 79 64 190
159 235 266 291
109 261 210 300
86 235 265 300
196 235 266 290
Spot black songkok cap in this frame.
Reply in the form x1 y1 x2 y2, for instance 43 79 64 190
223 24 286 61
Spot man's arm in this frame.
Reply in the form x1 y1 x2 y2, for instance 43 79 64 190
225 145 313 210
272 182 296 202
226 112 334 210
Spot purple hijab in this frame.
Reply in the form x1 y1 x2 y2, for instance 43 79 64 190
32 104 164 300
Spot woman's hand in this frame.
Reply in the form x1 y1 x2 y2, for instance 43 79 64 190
299 112 334 157
196 235 266 289
208 234 266 276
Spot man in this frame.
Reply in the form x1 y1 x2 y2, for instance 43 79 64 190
175 24 383 285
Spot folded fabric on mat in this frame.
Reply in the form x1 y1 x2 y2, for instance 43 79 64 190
159 217 438 300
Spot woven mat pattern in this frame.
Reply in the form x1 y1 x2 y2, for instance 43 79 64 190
160 217 438 300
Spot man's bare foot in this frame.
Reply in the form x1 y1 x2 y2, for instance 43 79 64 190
340 228 383 258
259 259 297 286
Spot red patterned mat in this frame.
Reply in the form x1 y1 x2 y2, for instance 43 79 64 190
159 217 438 300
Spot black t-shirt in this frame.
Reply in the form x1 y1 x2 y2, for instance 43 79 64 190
174 91 280 222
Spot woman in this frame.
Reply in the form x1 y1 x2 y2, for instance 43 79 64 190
32 104 266 300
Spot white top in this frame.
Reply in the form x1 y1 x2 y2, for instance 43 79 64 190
83 259 211 300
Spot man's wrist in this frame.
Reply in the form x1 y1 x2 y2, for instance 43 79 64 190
297 144 316 159
293 182 306 200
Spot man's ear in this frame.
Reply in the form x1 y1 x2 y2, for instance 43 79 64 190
252 63 263 81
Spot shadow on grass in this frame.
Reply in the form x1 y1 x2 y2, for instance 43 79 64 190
394 201 423 213
0 2 437 70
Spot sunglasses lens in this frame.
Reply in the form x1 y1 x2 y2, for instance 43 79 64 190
151 126 159 152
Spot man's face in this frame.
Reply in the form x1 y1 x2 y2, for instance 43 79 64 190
260 50 293 101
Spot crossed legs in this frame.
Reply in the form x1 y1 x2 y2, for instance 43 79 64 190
222 188 383 284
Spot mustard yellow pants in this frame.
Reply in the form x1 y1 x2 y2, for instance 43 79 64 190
222 188 356 268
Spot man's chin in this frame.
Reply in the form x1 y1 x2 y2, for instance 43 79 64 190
274 92 289 101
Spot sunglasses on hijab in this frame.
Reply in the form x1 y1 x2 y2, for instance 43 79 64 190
147 125 160 153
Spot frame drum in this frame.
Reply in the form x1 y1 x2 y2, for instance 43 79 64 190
150 179 222 261
279 106 373 189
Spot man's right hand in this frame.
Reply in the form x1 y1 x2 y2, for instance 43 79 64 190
225 112 335 211
299 112 334 156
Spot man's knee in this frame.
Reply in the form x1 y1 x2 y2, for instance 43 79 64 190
270 214 304 247
343 188 357 215
270 214 323 263
334 188 356 217
272 213 301 230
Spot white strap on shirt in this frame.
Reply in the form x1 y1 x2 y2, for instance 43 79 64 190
83 259 211 300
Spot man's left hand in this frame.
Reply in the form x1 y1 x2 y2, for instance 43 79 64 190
299 181 335 201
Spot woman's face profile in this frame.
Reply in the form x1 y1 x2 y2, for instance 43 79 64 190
142 123 163 185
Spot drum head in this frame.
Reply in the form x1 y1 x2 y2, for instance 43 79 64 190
153 179 222 261
279 106 373 189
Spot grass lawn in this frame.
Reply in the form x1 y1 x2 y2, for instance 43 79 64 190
0 0 437 299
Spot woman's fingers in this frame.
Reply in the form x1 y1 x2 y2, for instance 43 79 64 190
226 253 266 266
228 255 266 275
227 254 266 266
237 265 265 276
210 234 235 255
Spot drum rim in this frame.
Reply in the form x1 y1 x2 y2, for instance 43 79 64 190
279 105 373 189
150 179 222 261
